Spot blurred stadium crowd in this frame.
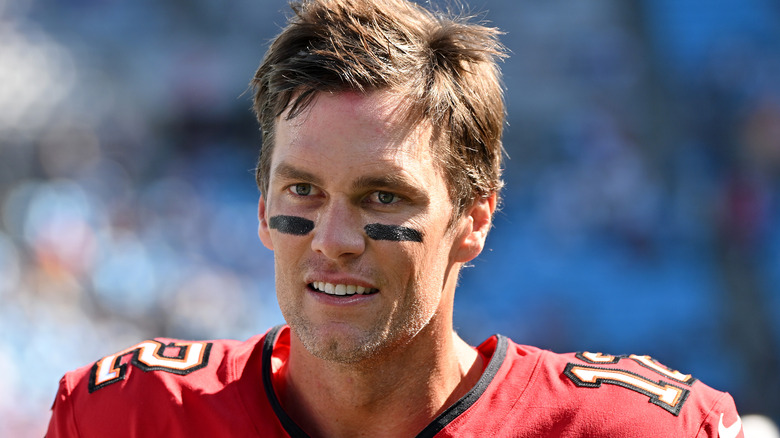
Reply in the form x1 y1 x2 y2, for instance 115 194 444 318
1 0 780 435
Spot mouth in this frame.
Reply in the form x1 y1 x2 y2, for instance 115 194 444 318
308 282 379 297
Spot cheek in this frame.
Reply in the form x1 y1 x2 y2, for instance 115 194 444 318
265 212 315 256
386 238 443 286
371 217 433 269
269 230 312 281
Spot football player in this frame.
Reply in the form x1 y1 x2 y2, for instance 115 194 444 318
46 0 743 436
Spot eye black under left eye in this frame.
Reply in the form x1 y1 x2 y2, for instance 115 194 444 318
364 223 422 242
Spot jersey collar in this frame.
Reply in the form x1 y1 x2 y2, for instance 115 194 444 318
261 325 509 438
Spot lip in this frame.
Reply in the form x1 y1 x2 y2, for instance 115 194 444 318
304 275 379 305
307 286 378 306
304 274 378 291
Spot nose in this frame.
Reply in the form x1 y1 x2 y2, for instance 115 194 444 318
310 199 366 260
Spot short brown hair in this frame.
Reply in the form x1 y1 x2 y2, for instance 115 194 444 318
251 0 506 216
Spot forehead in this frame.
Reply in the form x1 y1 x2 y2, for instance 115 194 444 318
271 90 439 177
282 90 423 142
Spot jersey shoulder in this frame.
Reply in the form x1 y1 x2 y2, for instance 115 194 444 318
47 332 274 437
515 347 743 437
70 335 256 395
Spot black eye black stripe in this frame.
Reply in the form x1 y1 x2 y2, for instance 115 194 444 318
364 223 423 242
269 215 314 235
269 216 422 242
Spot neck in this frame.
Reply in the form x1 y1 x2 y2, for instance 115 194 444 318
281 322 483 438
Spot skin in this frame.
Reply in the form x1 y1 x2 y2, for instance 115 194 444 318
258 90 496 437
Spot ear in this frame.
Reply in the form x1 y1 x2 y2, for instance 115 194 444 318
258 195 274 251
452 193 496 263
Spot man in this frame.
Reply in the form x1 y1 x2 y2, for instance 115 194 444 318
47 0 743 436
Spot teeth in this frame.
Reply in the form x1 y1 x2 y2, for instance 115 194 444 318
311 282 376 296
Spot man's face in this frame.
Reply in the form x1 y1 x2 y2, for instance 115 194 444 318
258 91 480 363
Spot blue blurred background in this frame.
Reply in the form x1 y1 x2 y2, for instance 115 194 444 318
1 0 780 435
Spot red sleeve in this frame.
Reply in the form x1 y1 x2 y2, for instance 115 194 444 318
45 375 80 438
695 392 743 438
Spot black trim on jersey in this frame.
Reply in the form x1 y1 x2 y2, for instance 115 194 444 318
262 325 310 438
415 334 508 438
262 327 509 438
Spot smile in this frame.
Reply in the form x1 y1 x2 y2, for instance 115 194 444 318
310 282 379 296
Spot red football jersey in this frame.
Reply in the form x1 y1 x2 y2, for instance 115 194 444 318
46 325 743 437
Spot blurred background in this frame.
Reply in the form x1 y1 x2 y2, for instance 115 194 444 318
1 0 780 435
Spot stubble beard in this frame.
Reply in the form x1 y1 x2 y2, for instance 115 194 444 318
284 294 433 365
277 248 447 365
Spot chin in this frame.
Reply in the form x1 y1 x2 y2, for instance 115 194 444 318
291 321 390 364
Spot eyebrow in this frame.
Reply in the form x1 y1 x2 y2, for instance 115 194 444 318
273 161 427 200
351 174 423 196
272 163 324 186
